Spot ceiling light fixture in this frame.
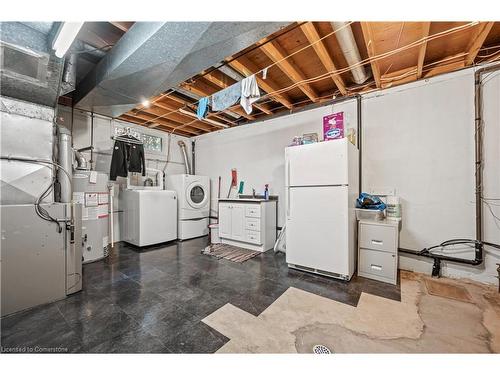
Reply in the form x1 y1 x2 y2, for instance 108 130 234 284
52 22 84 58
141 99 150 108
179 108 229 128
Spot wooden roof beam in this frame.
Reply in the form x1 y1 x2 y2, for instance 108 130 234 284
360 22 381 88
417 22 431 79
300 22 347 95
127 111 202 134
109 22 133 33
465 22 495 66
204 72 273 115
137 105 214 132
119 114 196 137
260 40 320 102
228 56 293 109
161 94 236 125
150 101 227 131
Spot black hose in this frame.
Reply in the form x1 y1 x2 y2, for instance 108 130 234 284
0 156 71 232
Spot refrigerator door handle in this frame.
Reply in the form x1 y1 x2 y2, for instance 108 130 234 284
286 159 290 187
286 187 290 218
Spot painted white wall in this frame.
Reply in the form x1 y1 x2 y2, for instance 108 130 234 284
194 100 358 222
194 66 500 284
57 106 192 241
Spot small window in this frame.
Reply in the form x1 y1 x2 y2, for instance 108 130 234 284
114 127 162 153
141 133 162 153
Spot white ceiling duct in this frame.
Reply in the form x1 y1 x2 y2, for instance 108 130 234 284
331 22 369 84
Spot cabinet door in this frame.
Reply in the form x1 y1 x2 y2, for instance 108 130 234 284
219 203 232 238
230 204 245 241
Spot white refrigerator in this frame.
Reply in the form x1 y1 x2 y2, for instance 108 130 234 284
285 138 359 280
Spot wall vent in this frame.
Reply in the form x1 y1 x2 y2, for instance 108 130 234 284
0 41 49 86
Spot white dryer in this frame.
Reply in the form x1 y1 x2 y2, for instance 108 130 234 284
166 174 210 240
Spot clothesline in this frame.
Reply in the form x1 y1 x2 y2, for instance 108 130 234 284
195 74 261 119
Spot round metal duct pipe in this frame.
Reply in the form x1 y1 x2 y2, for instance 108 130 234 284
331 22 369 84
57 126 72 203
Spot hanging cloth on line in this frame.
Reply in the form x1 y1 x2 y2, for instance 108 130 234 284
240 74 260 115
197 97 210 120
212 81 241 112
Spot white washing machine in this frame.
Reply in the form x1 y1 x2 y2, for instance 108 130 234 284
166 174 210 240
121 190 178 247
121 168 178 247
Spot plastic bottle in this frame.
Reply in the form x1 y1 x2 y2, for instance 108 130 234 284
264 184 269 200
386 196 401 221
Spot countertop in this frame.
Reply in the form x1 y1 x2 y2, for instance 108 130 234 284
219 198 270 203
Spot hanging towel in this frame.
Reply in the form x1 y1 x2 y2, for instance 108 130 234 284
240 75 260 114
212 81 241 112
197 97 209 120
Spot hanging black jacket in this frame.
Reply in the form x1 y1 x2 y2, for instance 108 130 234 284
127 141 146 175
110 140 128 181
109 136 146 181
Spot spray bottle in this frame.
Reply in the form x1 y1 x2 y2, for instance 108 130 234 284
264 184 269 200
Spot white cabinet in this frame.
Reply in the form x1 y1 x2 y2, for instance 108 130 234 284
230 204 245 241
218 199 277 252
219 203 232 238
358 219 399 285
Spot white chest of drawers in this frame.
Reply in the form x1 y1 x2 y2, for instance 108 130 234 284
358 219 399 285
218 198 277 252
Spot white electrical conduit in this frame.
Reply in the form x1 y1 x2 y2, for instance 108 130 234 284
331 22 369 84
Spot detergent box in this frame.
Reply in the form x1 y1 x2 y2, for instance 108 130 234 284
323 112 344 141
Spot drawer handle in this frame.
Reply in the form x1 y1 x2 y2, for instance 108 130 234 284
370 264 382 271
371 240 383 246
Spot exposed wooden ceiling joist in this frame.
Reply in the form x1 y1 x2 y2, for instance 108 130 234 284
121 21 500 137
119 114 195 137
179 82 256 121
109 21 134 33
139 105 214 133
360 22 382 88
417 22 431 78
203 71 273 115
162 93 237 125
465 22 495 65
125 111 198 134
260 40 320 102
228 56 294 109
300 22 347 95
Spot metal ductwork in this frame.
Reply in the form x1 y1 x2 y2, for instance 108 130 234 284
57 126 72 203
60 52 77 95
331 22 370 84
73 22 289 118
73 149 88 170
178 140 191 175
0 22 65 107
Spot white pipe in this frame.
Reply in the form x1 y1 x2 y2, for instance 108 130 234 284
109 183 114 248
331 22 369 84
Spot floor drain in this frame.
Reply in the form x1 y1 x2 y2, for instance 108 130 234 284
313 344 332 354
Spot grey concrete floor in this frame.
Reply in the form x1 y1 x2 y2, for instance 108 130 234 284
1 236 400 353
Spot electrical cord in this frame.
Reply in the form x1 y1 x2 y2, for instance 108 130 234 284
422 238 500 256
0 156 73 232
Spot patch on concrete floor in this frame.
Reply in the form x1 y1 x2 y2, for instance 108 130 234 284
424 279 473 303
203 272 499 353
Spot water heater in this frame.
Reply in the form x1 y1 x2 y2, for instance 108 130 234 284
72 171 110 263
